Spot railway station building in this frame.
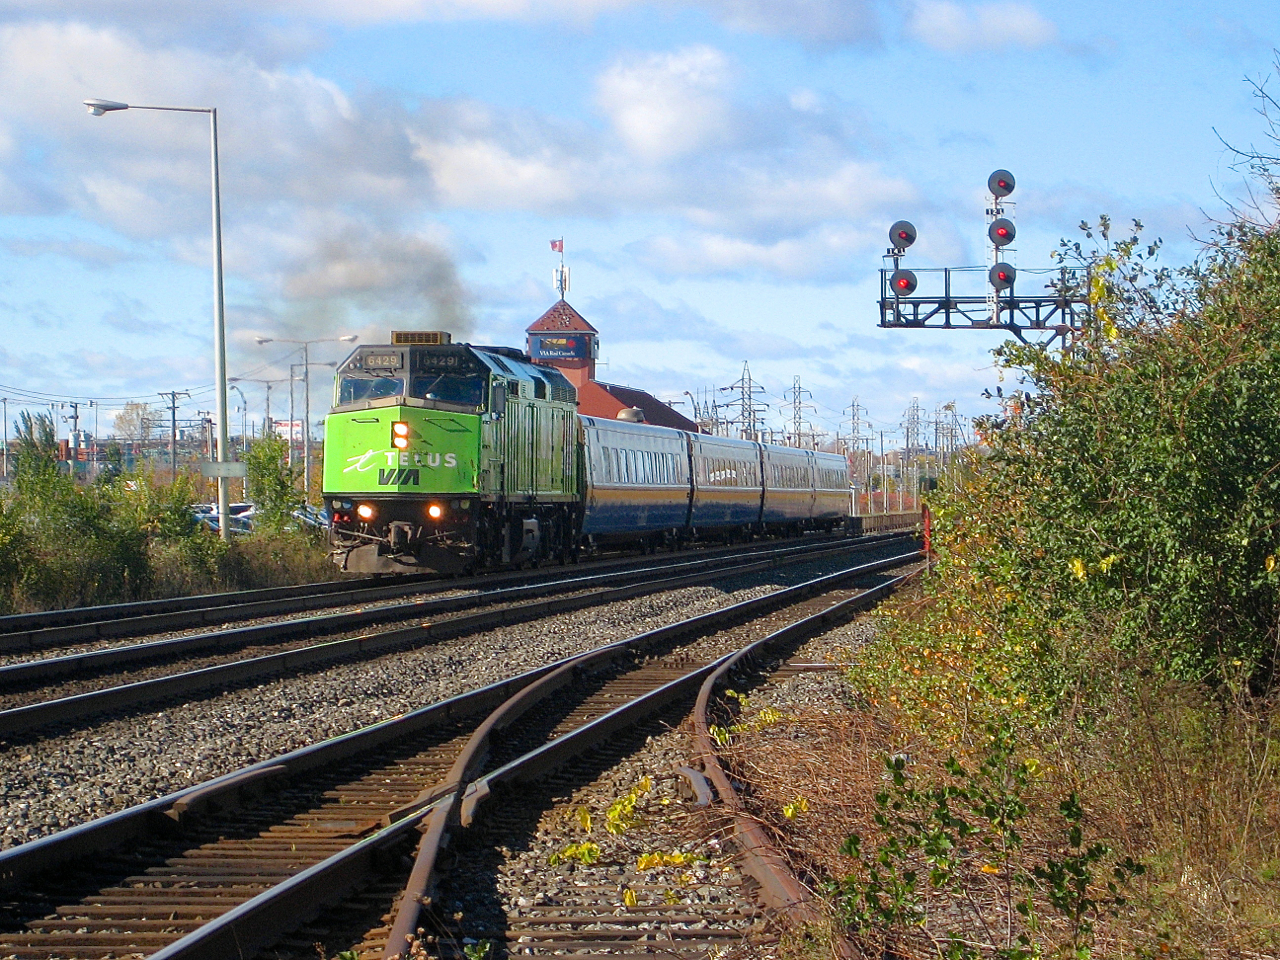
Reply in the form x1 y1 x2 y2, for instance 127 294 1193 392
526 299 701 432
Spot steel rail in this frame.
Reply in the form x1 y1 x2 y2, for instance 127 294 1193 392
0 531 901 654
0 550 917 960
0 529 901 660
690 572 913 959
148 550 919 960
0 536 914 737
381 551 920 958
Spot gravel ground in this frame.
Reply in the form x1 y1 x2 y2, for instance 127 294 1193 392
409 601 892 960
0 551 883 851
426 724 768 955
0 583 481 668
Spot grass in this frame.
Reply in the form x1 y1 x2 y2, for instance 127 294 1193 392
714 597 1280 959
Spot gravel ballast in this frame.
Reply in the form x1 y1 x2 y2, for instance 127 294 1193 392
0 552 881 851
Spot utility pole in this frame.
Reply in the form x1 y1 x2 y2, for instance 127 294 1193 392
302 342 312 504
197 412 214 459
159 391 189 483
289 365 303 469
90 400 98 477
1 397 8 481
879 431 886 516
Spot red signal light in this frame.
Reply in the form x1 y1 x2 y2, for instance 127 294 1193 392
887 220 917 251
988 218 1015 247
987 169 1015 198
889 268 918 296
989 262 1016 291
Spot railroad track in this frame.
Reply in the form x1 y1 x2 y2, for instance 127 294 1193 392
0 549 917 960
0 533 888 659
0 535 912 740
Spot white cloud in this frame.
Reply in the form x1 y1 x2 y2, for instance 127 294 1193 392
595 46 734 162
680 161 916 234
0 0 883 45
632 223 886 280
907 1 1056 51
701 0 879 46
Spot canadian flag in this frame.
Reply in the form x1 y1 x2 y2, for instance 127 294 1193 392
550 239 563 253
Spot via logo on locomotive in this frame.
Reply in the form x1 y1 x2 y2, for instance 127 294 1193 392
343 449 459 475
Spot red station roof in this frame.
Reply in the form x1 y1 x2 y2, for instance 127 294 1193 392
578 380 700 432
527 299 598 333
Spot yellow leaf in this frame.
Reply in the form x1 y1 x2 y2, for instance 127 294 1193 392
981 864 1001 875
622 888 638 908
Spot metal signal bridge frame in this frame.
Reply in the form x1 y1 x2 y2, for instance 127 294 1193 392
878 169 1092 345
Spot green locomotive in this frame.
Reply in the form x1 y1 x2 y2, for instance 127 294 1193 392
323 331 581 574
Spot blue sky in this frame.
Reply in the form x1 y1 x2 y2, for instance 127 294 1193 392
0 0 1276 445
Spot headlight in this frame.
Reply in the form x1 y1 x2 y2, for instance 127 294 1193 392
427 503 443 520
392 421 410 450
356 503 376 521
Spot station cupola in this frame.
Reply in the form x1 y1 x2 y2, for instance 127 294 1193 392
525 300 599 389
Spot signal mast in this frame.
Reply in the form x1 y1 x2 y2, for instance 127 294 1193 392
878 169 1089 344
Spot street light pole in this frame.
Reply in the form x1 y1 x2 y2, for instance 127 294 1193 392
85 98 233 540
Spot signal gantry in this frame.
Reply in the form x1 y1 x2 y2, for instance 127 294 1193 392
879 169 1090 344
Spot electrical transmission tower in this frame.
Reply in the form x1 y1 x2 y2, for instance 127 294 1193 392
901 397 925 458
686 388 726 436
719 363 767 442
932 401 966 469
784 377 819 448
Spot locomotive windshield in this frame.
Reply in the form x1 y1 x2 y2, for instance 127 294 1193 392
410 373 486 406
339 376 404 405
336 373 487 406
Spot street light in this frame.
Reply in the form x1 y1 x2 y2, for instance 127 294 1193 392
256 336 357 502
85 97 234 540
229 377 287 438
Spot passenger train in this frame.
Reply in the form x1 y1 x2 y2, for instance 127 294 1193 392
322 332 854 575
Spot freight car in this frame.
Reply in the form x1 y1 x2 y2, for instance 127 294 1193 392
322 332 853 575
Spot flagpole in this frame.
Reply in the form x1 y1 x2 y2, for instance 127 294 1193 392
551 237 567 300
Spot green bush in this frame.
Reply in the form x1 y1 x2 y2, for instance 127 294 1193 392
859 221 1280 744
244 434 302 532
0 416 336 610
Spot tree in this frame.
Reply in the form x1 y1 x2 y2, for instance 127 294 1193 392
114 402 154 442
244 434 302 532
13 411 60 479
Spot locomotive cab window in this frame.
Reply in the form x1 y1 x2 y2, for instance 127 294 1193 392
338 375 404 405
409 372 486 406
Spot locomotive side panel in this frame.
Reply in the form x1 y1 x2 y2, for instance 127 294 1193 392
580 417 692 536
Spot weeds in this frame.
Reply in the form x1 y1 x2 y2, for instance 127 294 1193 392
832 726 1143 958
0 418 337 611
